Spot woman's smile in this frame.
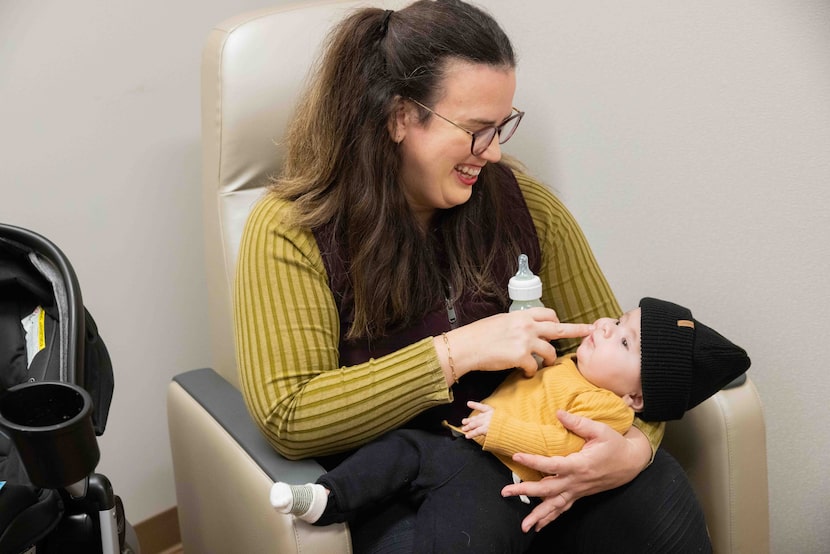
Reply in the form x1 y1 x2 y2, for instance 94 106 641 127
455 163 483 186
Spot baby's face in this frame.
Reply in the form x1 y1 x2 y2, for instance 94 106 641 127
576 308 643 409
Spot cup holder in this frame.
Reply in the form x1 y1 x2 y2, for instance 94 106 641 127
0 381 100 488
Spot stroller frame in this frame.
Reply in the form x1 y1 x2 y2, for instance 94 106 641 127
0 223 139 554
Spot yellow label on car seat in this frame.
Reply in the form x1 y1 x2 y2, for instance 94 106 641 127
22 306 46 369
38 306 45 350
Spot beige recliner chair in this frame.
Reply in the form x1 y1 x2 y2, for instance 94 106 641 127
167 2 770 552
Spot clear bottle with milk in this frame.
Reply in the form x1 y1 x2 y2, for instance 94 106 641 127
508 254 543 312
509 254 545 367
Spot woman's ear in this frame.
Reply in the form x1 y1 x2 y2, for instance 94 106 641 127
623 392 644 412
388 96 409 143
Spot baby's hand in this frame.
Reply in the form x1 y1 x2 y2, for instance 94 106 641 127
461 401 494 439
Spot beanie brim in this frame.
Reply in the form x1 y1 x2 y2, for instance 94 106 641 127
638 298 695 421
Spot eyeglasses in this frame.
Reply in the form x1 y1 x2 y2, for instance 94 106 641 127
407 98 524 156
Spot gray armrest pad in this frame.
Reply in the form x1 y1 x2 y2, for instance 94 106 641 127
172 368 326 483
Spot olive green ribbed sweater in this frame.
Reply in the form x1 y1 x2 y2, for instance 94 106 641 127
234 171 662 460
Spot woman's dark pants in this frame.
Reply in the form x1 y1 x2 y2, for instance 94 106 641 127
321 430 712 554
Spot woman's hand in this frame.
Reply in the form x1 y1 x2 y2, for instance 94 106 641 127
435 308 594 385
500 410 651 533
461 401 494 438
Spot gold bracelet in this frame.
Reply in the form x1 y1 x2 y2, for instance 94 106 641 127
442 332 459 384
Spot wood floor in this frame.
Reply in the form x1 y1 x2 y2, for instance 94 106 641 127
133 506 181 554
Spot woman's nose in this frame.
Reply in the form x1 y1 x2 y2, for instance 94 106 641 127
478 136 502 162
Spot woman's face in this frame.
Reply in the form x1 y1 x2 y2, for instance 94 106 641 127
395 59 517 227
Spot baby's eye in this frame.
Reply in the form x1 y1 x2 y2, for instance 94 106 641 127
622 338 629 349
615 320 621 326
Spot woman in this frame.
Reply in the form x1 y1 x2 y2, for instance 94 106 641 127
235 0 710 551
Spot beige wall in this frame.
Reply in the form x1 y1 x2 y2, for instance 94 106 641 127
2 1 828 552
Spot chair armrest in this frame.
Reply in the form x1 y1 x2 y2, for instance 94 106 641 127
662 376 769 554
167 368 351 554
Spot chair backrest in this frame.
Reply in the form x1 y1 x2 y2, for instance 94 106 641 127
201 0 402 388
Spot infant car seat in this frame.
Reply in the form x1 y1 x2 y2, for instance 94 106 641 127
0 223 139 554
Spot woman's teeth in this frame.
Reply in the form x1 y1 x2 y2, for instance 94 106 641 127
455 165 481 178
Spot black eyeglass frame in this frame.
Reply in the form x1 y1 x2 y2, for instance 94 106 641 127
407 98 525 156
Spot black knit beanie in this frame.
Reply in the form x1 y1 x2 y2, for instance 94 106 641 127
638 297 751 421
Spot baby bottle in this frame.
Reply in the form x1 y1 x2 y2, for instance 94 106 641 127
508 254 544 367
508 254 543 312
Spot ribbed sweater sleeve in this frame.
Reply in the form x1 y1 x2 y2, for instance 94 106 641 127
234 195 450 459
516 172 621 354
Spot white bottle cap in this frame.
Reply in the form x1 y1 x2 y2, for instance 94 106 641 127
508 254 542 301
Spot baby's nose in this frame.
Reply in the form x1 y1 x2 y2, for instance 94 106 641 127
598 319 613 337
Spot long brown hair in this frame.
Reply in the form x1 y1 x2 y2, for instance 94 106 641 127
273 0 524 339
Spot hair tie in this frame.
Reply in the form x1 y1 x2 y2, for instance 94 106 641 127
380 9 394 37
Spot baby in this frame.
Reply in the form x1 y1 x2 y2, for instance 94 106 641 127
271 297 750 548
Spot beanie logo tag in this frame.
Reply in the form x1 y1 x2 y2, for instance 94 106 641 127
677 319 695 329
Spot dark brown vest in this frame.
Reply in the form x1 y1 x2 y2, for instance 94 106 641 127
313 164 541 437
